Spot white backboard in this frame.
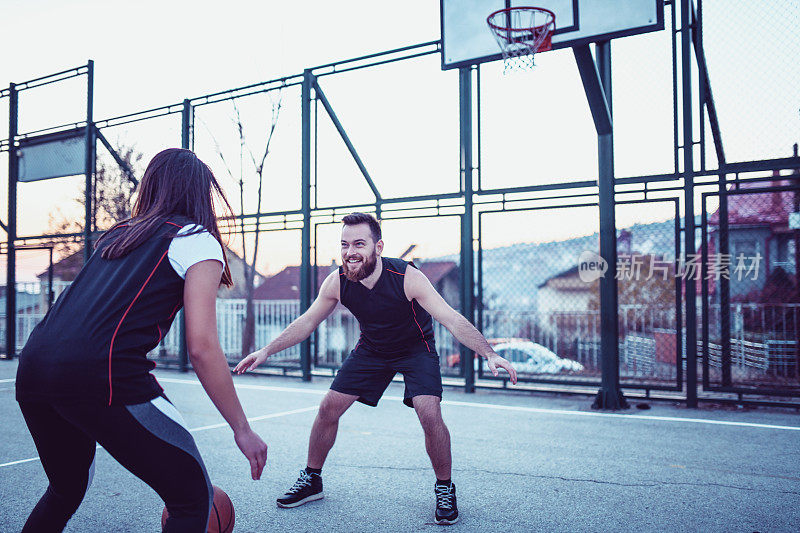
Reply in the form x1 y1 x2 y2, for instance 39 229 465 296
440 0 664 70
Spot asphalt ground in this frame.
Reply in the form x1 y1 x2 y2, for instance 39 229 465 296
1 359 799 533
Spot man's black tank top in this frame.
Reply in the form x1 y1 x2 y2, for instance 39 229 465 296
339 257 435 355
16 217 192 406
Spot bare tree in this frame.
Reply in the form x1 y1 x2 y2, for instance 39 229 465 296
205 94 282 356
47 144 142 259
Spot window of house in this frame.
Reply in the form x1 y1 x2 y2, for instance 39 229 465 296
732 239 758 259
774 236 796 273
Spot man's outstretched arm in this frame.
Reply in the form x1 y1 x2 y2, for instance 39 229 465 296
404 266 517 384
235 271 340 374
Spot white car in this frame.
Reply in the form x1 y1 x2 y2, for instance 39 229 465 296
486 341 584 375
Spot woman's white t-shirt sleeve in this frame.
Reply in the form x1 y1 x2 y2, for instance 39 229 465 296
168 224 225 279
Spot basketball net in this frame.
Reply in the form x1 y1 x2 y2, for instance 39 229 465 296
487 7 555 74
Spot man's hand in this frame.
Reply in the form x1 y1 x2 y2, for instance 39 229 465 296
235 349 269 374
234 426 268 480
486 353 518 384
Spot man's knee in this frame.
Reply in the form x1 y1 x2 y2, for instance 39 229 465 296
413 397 446 432
419 413 447 435
318 391 354 422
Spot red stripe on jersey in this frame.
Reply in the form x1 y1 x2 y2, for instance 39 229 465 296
411 300 431 353
107 249 170 406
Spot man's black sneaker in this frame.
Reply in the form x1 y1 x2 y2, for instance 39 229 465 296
276 470 324 508
434 482 459 525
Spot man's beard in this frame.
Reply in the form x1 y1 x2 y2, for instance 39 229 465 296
343 251 377 282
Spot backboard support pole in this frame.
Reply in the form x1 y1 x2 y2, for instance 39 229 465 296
459 66 476 393
574 43 628 410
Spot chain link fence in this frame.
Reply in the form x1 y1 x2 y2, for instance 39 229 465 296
615 200 681 386
701 0 800 164
478 206 600 382
701 174 800 390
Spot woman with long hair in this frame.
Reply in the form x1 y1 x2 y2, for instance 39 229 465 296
15 148 268 532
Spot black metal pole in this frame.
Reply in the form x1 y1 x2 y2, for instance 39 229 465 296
717 170 731 387
793 144 799 376
83 60 94 265
182 99 191 150
476 213 484 349
313 82 381 202
48 247 54 310
6 83 18 359
681 0 699 407
689 1 730 388
594 41 626 410
178 99 192 372
459 67 475 393
573 43 624 409
95 127 137 186
794 144 799 278
300 70 313 382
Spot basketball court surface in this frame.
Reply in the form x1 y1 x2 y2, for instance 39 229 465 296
1 360 798 532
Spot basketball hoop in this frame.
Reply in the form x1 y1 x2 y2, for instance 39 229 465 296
487 7 555 73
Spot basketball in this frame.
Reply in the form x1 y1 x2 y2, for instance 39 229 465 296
161 485 235 532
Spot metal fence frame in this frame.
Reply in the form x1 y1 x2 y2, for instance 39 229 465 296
3 1 800 407
700 181 800 397
475 196 684 394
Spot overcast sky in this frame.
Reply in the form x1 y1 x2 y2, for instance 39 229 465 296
1 0 797 280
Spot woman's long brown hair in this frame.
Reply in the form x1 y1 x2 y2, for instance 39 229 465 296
96 148 234 287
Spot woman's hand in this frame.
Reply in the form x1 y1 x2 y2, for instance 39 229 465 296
234 426 268 480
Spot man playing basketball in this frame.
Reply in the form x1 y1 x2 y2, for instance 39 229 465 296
235 212 517 525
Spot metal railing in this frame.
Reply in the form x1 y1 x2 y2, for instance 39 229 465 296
3 282 797 386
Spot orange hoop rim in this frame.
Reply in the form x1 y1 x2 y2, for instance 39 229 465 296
486 6 556 35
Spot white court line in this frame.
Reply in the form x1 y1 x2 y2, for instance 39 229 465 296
188 406 319 432
0 404 319 470
158 377 800 432
0 457 41 467
440 399 800 431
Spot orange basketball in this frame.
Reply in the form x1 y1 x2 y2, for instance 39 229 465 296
161 485 235 532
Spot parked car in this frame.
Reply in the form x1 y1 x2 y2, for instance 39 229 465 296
446 338 584 375
489 341 584 374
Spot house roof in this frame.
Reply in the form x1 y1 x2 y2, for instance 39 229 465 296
537 265 580 289
37 250 83 281
537 253 707 294
253 265 334 300
415 261 458 284
37 244 265 282
254 260 459 301
709 174 798 227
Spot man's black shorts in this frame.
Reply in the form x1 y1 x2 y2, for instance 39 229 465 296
330 347 443 408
